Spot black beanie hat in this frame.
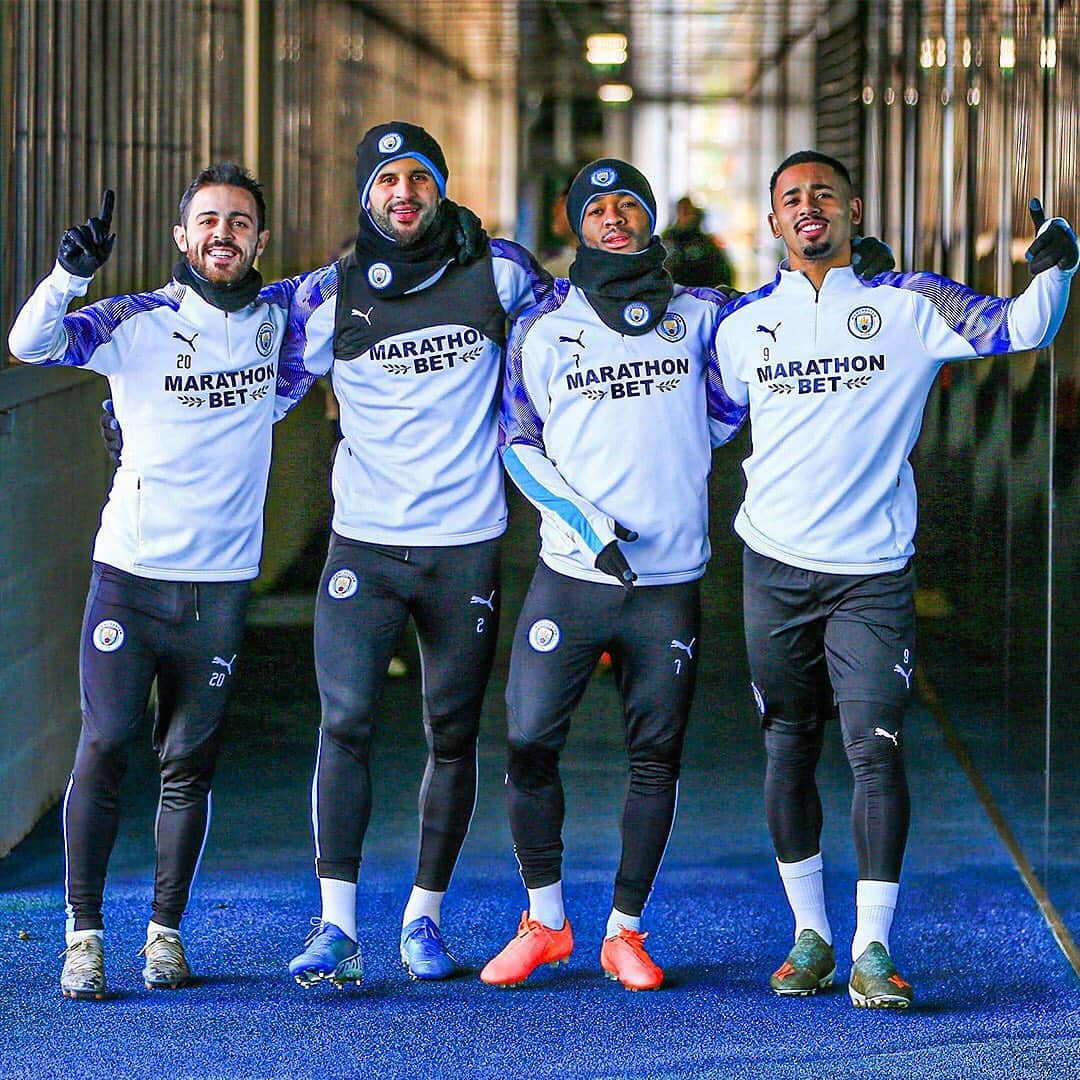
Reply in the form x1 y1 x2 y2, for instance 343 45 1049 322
355 121 449 208
566 159 657 241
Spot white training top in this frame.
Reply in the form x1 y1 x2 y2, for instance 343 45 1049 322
285 240 549 546
715 254 1076 574
500 280 746 585
7 262 314 581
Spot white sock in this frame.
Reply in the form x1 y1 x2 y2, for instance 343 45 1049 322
146 920 181 942
527 881 565 929
852 879 899 962
319 878 357 941
402 886 445 928
66 928 103 947
777 853 832 945
605 908 641 938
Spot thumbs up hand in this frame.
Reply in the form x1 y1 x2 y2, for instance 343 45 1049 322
1025 197 1079 275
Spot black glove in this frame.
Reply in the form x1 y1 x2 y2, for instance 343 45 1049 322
594 521 639 591
1026 198 1079 275
58 189 116 277
851 234 895 278
99 398 122 465
445 199 488 265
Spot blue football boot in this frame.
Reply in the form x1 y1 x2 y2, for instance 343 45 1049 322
288 920 363 988
399 916 460 980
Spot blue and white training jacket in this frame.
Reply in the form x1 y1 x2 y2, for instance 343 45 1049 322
500 280 747 586
715 253 1076 574
7 263 315 581
283 240 550 547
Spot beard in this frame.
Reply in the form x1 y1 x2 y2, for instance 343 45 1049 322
800 240 833 259
369 199 439 246
186 244 255 284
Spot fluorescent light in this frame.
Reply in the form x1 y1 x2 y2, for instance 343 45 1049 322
587 33 628 66
598 83 633 103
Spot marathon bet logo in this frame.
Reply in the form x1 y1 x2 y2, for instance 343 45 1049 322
566 357 688 400
755 353 885 395
164 361 275 409
371 328 485 374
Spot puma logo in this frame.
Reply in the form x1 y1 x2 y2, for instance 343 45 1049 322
470 590 496 612
756 323 780 342
212 654 236 675
559 332 585 348
670 637 696 659
893 664 913 689
172 330 199 350
874 727 900 746
351 307 374 325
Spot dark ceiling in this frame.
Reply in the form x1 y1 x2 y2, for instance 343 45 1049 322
365 0 835 104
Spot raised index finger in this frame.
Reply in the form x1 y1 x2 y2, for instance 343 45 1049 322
1029 197 1046 231
98 189 115 228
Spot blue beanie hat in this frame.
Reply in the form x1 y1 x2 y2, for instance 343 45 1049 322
356 121 449 208
566 158 657 241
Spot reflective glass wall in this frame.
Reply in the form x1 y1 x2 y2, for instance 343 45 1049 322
858 0 1078 941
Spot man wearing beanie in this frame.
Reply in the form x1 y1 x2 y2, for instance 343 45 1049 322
284 122 552 989
480 158 747 991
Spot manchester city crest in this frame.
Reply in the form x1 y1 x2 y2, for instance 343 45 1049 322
623 302 650 328
328 569 359 600
92 619 125 653
368 263 393 290
655 313 686 342
590 168 617 188
255 321 275 357
377 132 404 154
847 305 882 339
528 618 561 653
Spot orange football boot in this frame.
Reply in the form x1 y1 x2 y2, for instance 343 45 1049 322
480 912 573 987
600 927 663 991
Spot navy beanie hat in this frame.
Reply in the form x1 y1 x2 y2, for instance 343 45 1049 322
566 159 657 241
355 121 449 207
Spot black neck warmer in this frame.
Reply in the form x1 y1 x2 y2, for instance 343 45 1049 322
569 238 673 335
173 259 263 313
352 200 458 298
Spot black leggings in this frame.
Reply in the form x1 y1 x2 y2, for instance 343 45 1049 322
67 563 249 931
764 700 910 881
312 533 500 889
505 564 700 916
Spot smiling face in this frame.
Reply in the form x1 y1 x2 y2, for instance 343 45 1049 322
366 157 441 245
173 184 268 284
768 161 862 282
579 192 652 254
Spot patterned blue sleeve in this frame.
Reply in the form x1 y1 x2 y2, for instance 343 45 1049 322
491 238 555 314
265 273 321 416
61 289 176 367
862 270 1014 354
498 281 567 452
698 296 750 433
280 263 338 381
